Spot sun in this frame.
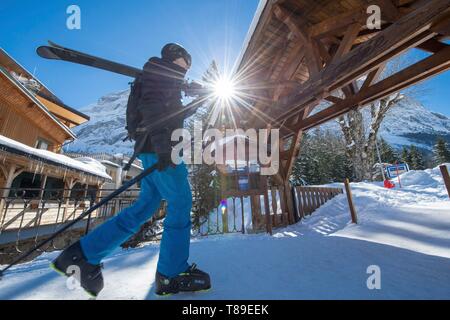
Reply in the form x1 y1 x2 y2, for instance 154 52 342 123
213 77 236 100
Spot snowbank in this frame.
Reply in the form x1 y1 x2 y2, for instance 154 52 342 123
0 167 449 299
0 134 111 180
397 163 450 189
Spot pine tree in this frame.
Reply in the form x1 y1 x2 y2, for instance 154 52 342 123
378 138 399 164
401 146 411 165
185 61 222 231
291 130 354 184
409 145 426 170
433 138 450 165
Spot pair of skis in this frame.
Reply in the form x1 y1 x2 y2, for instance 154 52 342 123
37 41 209 129
37 41 143 78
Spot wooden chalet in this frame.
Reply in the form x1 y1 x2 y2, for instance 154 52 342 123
0 48 111 227
227 0 450 231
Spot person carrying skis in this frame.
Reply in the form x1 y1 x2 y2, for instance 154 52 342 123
51 43 211 298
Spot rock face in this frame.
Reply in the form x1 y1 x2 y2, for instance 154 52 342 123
65 89 450 155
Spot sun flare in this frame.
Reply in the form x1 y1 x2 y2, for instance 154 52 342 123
213 77 236 100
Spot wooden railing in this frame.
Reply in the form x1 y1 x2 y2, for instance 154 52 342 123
294 186 343 219
220 184 344 234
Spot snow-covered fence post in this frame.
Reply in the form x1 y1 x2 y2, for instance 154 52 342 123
344 179 358 224
440 165 450 199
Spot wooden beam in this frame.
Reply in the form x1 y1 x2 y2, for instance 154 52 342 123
271 41 306 100
333 23 362 63
273 0 449 123
0 164 7 180
273 5 322 75
432 15 450 37
293 45 450 132
417 39 449 53
0 164 24 223
376 0 401 22
360 63 386 92
309 9 365 39
325 96 344 104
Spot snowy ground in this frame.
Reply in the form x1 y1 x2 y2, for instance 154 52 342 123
0 166 449 300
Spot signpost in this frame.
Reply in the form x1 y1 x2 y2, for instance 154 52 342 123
386 163 409 179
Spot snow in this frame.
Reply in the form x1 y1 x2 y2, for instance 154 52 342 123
314 97 450 151
397 164 449 189
0 134 111 180
0 166 449 299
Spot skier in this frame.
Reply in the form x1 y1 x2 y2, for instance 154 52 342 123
51 43 211 298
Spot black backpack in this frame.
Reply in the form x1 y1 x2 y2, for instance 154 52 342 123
125 74 143 141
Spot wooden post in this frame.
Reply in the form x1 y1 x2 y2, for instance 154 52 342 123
264 190 273 235
62 177 77 221
344 179 358 224
283 180 296 225
38 174 48 200
440 165 450 199
0 164 24 224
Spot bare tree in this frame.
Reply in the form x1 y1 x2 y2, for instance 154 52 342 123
337 93 403 181
336 54 425 181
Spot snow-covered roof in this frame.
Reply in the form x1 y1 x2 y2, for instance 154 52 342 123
0 66 76 140
0 48 89 123
121 159 143 171
0 134 111 180
101 160 122 168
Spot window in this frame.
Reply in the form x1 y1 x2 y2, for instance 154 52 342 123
35 138 51 150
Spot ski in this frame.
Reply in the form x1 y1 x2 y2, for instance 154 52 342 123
37 41 142 78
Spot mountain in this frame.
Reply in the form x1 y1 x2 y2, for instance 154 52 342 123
65 89 450 155
65 89 134 155
317 97 450 152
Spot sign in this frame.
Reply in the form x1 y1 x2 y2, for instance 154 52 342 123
386 163 409 179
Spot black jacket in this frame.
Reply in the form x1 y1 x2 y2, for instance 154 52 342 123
135 57 188 154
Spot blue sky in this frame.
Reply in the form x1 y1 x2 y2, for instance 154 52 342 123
1 0 449 116
1 0 259 109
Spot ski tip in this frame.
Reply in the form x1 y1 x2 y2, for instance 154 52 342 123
48 40 58 47
36 46 58 60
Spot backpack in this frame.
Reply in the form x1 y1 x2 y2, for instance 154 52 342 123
125 74 143 141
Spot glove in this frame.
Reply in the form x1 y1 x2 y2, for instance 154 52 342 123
156 152 175 172
183 80 207 97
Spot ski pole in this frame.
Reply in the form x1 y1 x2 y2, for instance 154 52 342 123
0 163 159 279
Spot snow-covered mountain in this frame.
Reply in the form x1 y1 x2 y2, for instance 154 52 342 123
65 89 134 155
318 97 450 151
65 89 450 155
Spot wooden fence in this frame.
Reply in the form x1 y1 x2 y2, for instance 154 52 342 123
294 186 344 219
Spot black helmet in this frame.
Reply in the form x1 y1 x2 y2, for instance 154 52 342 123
161 43 192 67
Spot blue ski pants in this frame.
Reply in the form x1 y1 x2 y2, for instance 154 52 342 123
80 153 192 278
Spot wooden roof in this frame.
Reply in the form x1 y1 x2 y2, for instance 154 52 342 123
0 48 89 128
0 67 76 142
235 0 450 133
233 0 450 181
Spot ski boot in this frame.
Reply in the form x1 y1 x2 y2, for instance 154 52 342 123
155 263 211 296
50 241 104 298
